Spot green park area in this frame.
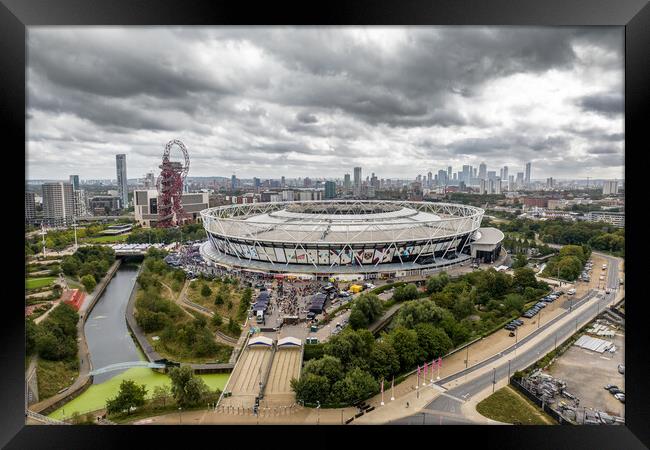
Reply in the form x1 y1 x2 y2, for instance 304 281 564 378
26 277 57 290
135 249 234 363
476 385 554 425
82 234 130 244
48 367 229 421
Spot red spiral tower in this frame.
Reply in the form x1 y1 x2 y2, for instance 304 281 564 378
156 139 190 228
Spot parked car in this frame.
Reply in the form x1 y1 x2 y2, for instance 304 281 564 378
513 319 524 326
604 384 619 390
608 388 623 395
614 393 625 403
504 324 516 331
618 364 625 375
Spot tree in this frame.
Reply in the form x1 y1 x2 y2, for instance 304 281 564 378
302 355 345 385
426 272 450 294
201 284 212 298
151 385 172 408
512 267 538 291
291 373 330 404
81 274 96 292
324 328 375 371
393 284 419 302
414 323 453 361
26 318 38 355
393 298 452 329
512 253 528 269
368 340 400 380
211 313 223 327
168 366 208 407
61 256 80 277
386 327 421 371
503 293 525 313
331 368 379 405
348 307 368 330
105 380 147 415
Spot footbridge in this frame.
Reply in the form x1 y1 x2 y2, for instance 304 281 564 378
89 361 166 376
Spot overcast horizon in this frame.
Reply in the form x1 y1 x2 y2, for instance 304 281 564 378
26 26 624 181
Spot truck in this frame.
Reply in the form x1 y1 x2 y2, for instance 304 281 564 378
349 284 364 294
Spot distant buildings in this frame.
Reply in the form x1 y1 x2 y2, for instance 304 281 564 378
116 154 128 209
25 192 36 224
134 189 209 227
69 175 80 190
525 162 532 185
602 180 619 195
89 195 121 216
585 211 624 228
353 167 362 189
42 182 75 226
324 181 336 199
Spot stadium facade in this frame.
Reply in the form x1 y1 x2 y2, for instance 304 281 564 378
200 200 503 279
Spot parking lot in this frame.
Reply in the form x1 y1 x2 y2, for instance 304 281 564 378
545 321 625 421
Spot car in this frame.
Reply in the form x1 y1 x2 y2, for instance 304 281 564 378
513 319 524 326
604 384 619 390
504 324 516 331
618 364 625 374
522 312 532 318
614 393 625 403
338 292 351 298
608 388 623 395
306 312 316 320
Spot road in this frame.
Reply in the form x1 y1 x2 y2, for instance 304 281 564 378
392 252 622 425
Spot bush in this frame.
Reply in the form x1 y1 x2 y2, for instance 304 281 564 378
106 379 147 416
80 274 97 292
200 284 212 297
393 284 419 302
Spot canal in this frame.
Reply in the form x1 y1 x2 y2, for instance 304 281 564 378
84 264 141 384
48 263 229 420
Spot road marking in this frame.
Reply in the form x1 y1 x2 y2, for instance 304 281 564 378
438 392 466 403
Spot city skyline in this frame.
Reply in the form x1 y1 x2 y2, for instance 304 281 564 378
27 27 623 180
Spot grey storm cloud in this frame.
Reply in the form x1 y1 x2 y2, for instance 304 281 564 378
26 26 624 179
577 93 624 117
296 111 318 124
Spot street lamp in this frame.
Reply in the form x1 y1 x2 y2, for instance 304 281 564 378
316 400 321 425
178 407 182 424
492 367 496 393
507 359 511 380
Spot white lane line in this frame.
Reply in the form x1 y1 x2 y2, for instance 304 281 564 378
439 392 466 403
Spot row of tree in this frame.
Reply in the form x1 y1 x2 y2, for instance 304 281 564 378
61 245 117 292
542 244 592 281
106 366 220 417
126 223 206 245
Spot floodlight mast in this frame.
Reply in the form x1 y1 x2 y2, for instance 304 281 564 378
156 139 190 228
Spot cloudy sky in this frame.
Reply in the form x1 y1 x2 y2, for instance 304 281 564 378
27 26 624 181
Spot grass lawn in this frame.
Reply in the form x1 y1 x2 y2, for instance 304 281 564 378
26 277 57 290
82 234 130 244
47 367 229 421
187 279 244 322
476 385 554 425
36 358 79 400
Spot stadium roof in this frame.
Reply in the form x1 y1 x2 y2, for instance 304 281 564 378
472 227 505 246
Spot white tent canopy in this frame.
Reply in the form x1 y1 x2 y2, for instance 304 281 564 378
248 336 274 347
278 336 302 347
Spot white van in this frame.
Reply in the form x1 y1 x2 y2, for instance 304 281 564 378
256 310 264 323
567 288 576 295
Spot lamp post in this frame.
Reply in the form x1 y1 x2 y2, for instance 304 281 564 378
492 367 496 393
178 407 182 424
316 401 320 425
507 359 511 380
465 346 469 369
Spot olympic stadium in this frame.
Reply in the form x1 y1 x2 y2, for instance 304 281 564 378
199 200 504 279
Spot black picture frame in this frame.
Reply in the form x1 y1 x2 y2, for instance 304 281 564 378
3 0 649 448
